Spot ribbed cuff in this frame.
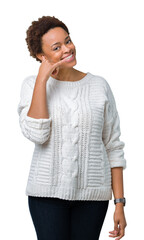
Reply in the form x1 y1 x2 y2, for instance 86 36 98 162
110 159 127 169
25 115 52 129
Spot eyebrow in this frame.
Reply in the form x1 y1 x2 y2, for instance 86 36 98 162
51 35 70 47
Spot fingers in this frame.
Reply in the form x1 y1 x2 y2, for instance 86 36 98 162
109 229 119 238
42 56 67 68
50 58 66 76
52 67 59 75
40 56 66 77
55 57 67 67
109 221 120 238
109 225 125 239
115 224 125 240
109 209 127 239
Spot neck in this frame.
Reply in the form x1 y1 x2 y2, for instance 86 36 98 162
51 67 77 81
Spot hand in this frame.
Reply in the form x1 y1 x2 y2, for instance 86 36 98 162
109 206 127 240
37 55 67 82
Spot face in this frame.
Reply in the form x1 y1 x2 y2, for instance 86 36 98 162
37 27 77 68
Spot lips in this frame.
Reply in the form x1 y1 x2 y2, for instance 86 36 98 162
61 52 74 60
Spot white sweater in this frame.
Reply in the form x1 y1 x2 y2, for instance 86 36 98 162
17 72 126 200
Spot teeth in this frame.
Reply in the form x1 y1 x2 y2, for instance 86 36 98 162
65 54 73 59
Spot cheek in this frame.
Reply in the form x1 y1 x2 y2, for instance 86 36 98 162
74 47 76 54
50 53 61 63
72 45 76 54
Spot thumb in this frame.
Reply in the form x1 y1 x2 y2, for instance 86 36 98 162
52 67 59 75
51 58 66 75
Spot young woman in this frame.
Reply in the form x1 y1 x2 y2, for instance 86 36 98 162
17 15 127 240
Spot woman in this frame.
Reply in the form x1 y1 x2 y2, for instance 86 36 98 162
17 16 127 240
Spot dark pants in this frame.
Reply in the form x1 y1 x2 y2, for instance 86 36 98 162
28 196 109 240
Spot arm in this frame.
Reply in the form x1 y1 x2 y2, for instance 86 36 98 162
111 167 124 209
27 75 49 119
110 167 127 239
17 76 52 144
102 80 127 238
102 81 126 169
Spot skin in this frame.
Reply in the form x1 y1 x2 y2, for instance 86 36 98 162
110 167 127 239
36 27 87 81
35 27 127 239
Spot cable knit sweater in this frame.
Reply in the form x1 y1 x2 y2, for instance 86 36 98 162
17 72 126 201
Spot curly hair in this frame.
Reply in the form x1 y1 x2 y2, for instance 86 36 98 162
25 16 70 63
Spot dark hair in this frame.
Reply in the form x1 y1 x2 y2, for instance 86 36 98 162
25 16 70 63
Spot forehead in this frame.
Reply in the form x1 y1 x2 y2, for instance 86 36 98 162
42 27 69 46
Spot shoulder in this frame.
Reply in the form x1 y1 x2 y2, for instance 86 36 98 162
89 72 111 91
89 73 116 107
19 75 37 98
21 75 37 89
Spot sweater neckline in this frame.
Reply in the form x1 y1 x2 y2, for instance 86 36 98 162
48 72 92 87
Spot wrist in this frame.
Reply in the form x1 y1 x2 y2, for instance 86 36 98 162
115 202 124 209
36 74 49 83
114 197 126 207
115 204 124 213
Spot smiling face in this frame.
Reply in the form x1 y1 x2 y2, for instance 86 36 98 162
36 27 77 69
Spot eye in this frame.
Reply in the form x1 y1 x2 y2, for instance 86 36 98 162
53 39 72 51
53 46 60 51
66 39 71 44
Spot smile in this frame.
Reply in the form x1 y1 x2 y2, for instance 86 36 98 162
64 54 73 59
62 53 75 62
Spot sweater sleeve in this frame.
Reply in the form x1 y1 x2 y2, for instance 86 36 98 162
17 76 52 144
102 81 126 169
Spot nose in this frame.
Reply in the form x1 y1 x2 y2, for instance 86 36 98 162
61 44 71 53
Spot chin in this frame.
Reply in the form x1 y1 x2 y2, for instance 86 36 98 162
67 62 77 69
67 58 77 66
61 59 77 69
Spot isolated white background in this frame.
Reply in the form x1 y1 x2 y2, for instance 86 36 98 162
0 0 143 239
